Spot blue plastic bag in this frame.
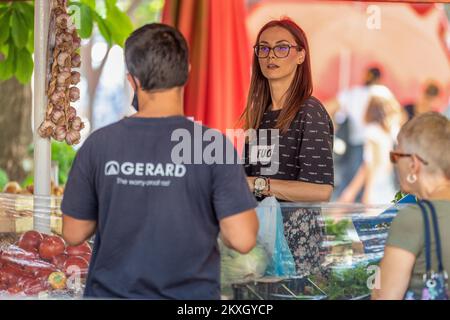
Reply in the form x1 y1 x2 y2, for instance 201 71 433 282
256 197 296 277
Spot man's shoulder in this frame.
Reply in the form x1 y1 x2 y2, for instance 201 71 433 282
87 120 125 140
80 120 126 151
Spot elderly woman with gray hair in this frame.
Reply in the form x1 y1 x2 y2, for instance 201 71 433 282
372 112 450 300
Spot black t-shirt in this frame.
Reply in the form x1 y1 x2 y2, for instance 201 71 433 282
61 116 257 299
244 97 334 186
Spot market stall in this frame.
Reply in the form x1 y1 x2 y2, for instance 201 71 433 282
0 190 413 299
0 0 429 300
219 199 414 300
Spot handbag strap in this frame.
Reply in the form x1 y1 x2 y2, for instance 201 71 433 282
421 200 445 273
417 201 432 275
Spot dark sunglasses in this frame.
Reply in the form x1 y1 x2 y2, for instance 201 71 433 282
389 151 429 165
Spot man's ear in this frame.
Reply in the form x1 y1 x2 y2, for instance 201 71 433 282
127 74 141 91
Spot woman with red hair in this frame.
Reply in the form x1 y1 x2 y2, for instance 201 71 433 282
241 19 334 276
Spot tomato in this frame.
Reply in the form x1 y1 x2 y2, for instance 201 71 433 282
63 256 89 278
66 242 92 256
39 236 66 261
79 253 91 263
18 231 44 253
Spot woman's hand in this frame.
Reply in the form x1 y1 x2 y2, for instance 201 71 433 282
338 187 357 203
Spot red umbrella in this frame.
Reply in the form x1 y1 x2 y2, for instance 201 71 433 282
163 0 251 133
247 0 450 108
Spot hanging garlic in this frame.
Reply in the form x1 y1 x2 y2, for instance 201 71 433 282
39 0 83 145
50 110 65 125
66 106 77 122
55 32 73 46
71 53 81 68
70 71 81 85
55 13 69 29
57 52 71 67
65 130 81 145
70 116 84 131
38 120 56 138
72 33 81 50
69 87 80 102
50 90 66 104
53 125 67 142
57 71 71 86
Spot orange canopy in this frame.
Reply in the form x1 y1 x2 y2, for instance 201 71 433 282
248 0 450 108
163 0 251 133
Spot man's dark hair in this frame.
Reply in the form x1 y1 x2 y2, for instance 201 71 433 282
125 23 189 91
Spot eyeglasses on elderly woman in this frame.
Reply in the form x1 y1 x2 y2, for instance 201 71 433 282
389 151 429 165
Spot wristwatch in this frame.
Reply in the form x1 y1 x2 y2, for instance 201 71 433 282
254 176 270 197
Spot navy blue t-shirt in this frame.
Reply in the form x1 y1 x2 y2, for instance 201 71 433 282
61 116 257 299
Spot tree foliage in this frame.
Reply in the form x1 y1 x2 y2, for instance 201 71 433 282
0 0 134 84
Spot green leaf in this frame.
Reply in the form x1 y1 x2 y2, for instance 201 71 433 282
51 141 76 185
26 29 34 53
70 3 93 38
0 6 9 17
0 41 16 80
11 10 28 48
15 2 34 30
0 168 9 190
0 43 7 56
93 12 112 47
21 174 34 188
81 0 96 10
104 0 133 47
0 11 11 45
15 47 33 84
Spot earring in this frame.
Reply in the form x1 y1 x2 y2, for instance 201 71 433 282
406 174 417 184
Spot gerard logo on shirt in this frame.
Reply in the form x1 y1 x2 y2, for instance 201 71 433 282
105 161 120 175
104 161 186 177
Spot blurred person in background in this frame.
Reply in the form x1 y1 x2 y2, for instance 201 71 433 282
325 67 395 202
404 82 441 120
338 96 406 204
372 112 450 300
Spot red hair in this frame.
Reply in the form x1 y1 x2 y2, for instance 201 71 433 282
240 18 313 133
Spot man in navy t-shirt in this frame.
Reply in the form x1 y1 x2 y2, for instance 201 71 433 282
61 23 258 299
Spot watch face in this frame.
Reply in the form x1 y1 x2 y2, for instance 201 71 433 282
254 177 266 191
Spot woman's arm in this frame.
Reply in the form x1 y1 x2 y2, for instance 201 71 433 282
371 245 415 300
362 139 380 205
247 177 333 202
338 164 367 203
270 179 333 202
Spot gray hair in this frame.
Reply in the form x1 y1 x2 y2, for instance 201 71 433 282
398 112 450 179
